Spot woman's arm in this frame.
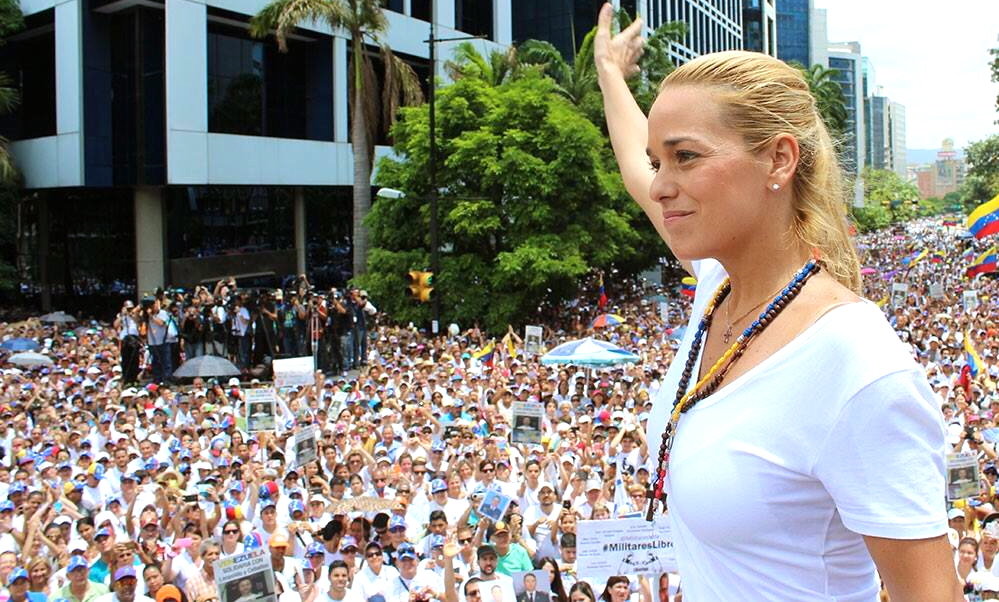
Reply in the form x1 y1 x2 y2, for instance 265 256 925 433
593 2 691 275
864 535 962 602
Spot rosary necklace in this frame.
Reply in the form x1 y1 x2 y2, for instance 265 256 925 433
722 281 787 344
645 260 820 520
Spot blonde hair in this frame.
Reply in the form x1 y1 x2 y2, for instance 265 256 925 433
660 51 861 293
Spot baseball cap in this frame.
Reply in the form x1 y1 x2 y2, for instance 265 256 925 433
114 566 137 581
289 500 306 515
949 508 966 520
6 567 27 585
306 542 325 557
492 520 510 534
269 532 290 550
67 556 89 572
476 544 497 559
429 534 445 549
339 536 359 552
94 527 112 540
585 478 603 492
430 479 447 494
397 543 417 560
388 515 407 531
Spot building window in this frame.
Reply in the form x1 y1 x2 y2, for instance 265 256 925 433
411 0 431 21
207 16 332 141
455 0 493 40
381 0 404 12
0 10 56 140
165 186 295 260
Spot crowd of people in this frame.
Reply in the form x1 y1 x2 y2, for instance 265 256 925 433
0 213 994 601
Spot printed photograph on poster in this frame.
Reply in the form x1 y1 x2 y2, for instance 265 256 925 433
512 569 552 602
964 290 979 312
576 516 677 580
244 388 277 433
214 548 277 602
929 282 944 299
947 452 980 501
478 489 512 522
511 401 544 445
891 282 908 309
294 424 319 468
524 325 543 355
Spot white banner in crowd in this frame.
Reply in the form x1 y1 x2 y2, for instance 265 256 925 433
577 516 677 579
244 387 277 433
273 356 314 388
524 325 543 355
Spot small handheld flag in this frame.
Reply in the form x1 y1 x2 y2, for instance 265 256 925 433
680 276 696 298
968 194 999 239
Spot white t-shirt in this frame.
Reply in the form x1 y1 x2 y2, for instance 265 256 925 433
646 259 947 602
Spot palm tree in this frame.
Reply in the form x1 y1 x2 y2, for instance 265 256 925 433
443 41 519 87
796 62 849 137
250 0 423 277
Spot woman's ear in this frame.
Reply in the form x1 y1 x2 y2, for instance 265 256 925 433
768 133 800 188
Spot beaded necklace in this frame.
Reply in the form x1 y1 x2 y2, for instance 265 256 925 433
644 260 820 520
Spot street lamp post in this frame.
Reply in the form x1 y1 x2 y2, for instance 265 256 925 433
426 18 485 334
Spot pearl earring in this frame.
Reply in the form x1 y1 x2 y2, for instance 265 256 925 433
771 183 780 191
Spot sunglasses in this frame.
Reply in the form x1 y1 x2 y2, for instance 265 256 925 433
223 529 239 535
481 468 494 473
365 552 381 558
458 537 473 544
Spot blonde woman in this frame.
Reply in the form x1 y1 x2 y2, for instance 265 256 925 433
595 3 957 600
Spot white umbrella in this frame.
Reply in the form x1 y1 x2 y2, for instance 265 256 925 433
39 311 78 324
6 352 54 368
540 337 639 367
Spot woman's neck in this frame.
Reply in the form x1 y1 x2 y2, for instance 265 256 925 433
719 240 812 317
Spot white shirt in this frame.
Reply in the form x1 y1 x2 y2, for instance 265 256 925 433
352 563 400 600
648 259 947 601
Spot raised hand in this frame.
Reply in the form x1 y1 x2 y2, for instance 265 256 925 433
594 2 645 80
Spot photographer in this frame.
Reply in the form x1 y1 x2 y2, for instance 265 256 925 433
144 296 172 384
181 295 206 359
114 300 142 384
276 290 305 357
325 288 349 374
227 294 251 370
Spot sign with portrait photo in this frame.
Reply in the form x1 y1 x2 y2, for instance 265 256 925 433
477 489 512 523
214 548 277 602
294 424 319 468
524 325 544 355
245 388 277 433
891 282 909 309
511 402 543 445
947 452 981 501
512 569 552 602
964 289 979 312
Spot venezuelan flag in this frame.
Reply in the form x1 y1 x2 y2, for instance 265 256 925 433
472 341 495 367
931 251 946 264
965 331 986 378
597 275 608 310
967 246 998 278
967 194 999 239
680 276 696 298
901 249 927 266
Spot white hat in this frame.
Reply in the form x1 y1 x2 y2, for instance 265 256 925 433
192 461 213 472
585 478 603 492
227 377 240 387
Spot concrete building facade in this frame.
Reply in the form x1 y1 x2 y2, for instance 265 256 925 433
5 0 507 311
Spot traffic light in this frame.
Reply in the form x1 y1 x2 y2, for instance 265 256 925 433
406 270 433 302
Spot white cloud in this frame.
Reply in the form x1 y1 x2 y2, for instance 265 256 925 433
815 0 999 150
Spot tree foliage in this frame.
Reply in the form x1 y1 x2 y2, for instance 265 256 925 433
990 43 998 124
357 72 656 331
849 168 921 231
792 62 848 137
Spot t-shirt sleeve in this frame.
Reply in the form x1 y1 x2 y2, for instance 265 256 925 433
810 367 947 539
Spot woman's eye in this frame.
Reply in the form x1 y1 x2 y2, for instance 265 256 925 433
648 158 661 172
676 150 698 163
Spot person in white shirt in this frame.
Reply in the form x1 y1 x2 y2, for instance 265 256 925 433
389 543 444 601
352 542 399 600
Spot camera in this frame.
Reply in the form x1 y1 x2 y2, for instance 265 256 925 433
140 296 156 310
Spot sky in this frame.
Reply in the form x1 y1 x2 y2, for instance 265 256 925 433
815 0 999 151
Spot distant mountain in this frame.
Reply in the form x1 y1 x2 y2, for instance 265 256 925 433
906 148 965 166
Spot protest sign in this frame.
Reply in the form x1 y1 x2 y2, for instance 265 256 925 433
947 452 981 501
511 401 543 445
929 282 944 299
273 356 314 389
577 516 677 579
964 290 979 312
245 388 277 433
512 570 552 601
477 489 512 522
214 548 277 602
295 424 319 468
890 282 908 309
524 325 543 355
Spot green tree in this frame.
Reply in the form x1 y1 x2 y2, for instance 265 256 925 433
250 0 423 277
793 62 848 137
990 42 998 123
964 134 999 203
357 72 653 331
0 0 24 293
861 167 921 224
443 42 519 87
